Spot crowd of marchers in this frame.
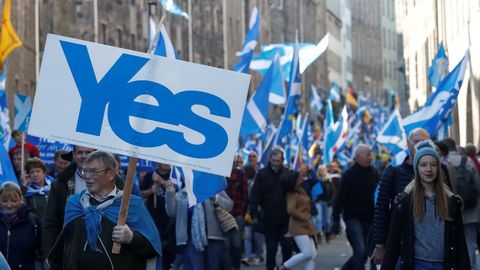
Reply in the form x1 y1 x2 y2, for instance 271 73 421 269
1 127 480 270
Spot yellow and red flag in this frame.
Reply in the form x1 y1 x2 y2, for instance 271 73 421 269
346 87 358 108
0 0 22 70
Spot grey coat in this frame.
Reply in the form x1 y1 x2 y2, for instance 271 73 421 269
165 188 233 246
448 151 480 225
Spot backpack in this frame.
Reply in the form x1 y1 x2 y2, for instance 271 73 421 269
455 156 478 209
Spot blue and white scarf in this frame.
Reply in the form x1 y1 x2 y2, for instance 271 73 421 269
25 176 53 198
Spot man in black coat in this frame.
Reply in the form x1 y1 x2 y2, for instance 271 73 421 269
332 144 379 270
42 145 125 269
250 148 293 270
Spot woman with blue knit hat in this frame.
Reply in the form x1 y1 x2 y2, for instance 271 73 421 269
381 140 470 270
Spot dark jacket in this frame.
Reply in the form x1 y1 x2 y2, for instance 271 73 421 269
250 164 292 227
0 206 41 270
332 163 379 223
372 159 414 245
381 192 470 270
372 158 455 246
49 215 156 270
41 163 124 260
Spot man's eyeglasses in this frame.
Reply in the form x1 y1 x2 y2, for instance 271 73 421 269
81 168 109 177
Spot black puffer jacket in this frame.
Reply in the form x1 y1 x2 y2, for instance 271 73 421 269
381 192 470 270
372 159 414 246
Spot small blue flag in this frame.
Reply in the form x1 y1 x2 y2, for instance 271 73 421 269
159 0 190 19
14 93 32 132
232 7 260 74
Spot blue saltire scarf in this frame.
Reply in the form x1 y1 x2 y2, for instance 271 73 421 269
25 176 53 198
64 190 163 270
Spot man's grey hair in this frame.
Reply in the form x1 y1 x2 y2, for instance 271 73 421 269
354 144 371 159
408 128 429 141
85 150 117 170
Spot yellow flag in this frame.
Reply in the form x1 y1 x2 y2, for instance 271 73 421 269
0 0 22 70
345 87 358 108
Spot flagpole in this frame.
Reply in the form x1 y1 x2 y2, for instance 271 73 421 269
223 0 228 69
35 0 39 82
20 132 25 186
93 0 98 42
112 156 138 254
188 0 192 62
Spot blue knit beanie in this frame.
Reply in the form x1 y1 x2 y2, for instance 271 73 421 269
413 140 440 174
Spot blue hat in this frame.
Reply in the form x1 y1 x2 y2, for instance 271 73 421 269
413 140 440 174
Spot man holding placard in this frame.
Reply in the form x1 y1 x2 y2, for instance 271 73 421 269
46 150 161 269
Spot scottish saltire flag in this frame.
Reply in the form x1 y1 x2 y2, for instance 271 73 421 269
267 54 286 104
260 130 276 167
250 34 328 80
376 110 407 155
232 7 260 74
0 67 11 148
427 42 449 89
402 53 468 136
310 85 323 113
239 54 281 136
276 41 300 145
159 0 190 19
0 141 17 184
293 113 311 169
324 106 348 165
391 149 409 167
149 24 179 59
170 166 227 207
14 93 32 131
328 83 341 103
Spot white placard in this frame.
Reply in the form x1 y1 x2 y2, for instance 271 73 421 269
29 34 250 177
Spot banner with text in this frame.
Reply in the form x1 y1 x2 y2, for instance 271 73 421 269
29 34 250 176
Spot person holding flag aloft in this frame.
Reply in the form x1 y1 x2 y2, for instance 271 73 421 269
277 165 317 270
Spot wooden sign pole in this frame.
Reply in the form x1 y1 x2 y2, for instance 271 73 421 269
112 156 138 254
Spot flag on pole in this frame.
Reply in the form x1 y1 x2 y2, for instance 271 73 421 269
403 53 469 136
170 166 227 207
267 54 286 105
427 42 449 89
376 110 407 155
14 93 32 132
0 141 17 184
158 0 190 19
310 85 323 113
293 113 311 169
250 34 329 79
148 24 179 59
232 7 260 74
239 54 281 136
328 83 341 103
276 40 301 145
324 106 348 164
0 67 11 148
0 0 22 71
345 87 358 108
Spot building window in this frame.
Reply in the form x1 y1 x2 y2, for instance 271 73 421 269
101 23 107 44
131 34 136 50
277 0 283 10
117 29 122 47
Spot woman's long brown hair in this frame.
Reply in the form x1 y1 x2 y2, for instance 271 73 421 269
406 161 452 222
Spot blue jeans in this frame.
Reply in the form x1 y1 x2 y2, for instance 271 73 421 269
414 258 444 270
342 219 371 270
464 223 477 270
182 239 224 270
